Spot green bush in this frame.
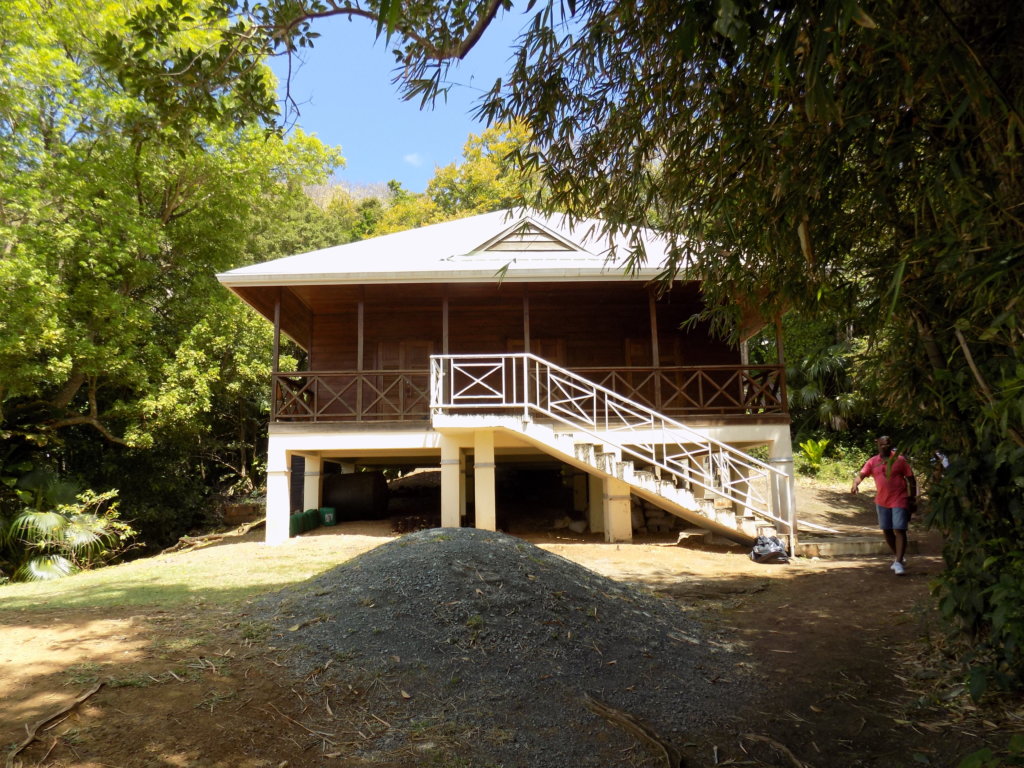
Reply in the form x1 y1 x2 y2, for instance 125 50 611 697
797 438 830 475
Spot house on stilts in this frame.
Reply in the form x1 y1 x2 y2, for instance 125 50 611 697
216 209 796 547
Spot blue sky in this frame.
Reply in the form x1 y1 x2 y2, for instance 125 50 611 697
269 13 525 193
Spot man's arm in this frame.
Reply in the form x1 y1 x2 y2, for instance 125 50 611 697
851 461 870 494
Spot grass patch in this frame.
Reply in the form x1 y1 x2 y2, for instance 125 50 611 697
64 663 105 686
0 535 382 613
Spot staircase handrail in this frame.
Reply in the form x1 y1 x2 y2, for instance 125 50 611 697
430 353 791 528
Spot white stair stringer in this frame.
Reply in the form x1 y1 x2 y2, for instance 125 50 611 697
508 420 757 545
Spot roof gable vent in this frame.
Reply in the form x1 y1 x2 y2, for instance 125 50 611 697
481 221 577 252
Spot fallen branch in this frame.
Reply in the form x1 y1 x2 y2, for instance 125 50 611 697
263 703 337 745
162 518 265 554
6 682 104 768
583 693 683 768
740 733 814 768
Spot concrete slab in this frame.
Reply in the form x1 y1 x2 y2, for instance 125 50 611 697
796 536 920 558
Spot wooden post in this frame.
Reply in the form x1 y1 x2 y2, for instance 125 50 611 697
442 291 450 355
522 285 531 353
356 296 365 417
271 290 282 421
775 315 788 413
272 289 282 373
648 289 662 409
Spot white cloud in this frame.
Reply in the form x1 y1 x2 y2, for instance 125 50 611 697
403 153 423 167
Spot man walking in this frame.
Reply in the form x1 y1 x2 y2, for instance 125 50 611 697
851 436 917 575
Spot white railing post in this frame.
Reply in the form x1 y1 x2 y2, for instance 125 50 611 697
522 355 530 420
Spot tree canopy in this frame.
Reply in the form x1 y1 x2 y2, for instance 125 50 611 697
0 0 342 571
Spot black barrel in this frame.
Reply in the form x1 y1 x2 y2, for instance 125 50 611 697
322 471 389 520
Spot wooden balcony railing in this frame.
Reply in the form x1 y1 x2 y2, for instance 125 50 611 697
272 370 431 423
271 364 786 423
574 365 787 417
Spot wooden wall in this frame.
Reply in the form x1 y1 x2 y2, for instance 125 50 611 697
298 281 738 371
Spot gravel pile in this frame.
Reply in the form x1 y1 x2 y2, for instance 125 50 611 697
250 528 748 767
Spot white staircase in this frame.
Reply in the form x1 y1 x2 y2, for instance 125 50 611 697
430 354 795 546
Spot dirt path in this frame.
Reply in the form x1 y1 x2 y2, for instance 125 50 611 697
0 487 992 768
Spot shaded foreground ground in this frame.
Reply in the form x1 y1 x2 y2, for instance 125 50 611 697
1 486 1018 767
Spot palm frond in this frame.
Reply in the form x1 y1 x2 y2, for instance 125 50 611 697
63 514 110 552
10 510 68 545
14 555 77 581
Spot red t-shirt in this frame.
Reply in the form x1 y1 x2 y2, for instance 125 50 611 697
860 454 914 508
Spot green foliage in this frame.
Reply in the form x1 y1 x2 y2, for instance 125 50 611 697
797 438 830 475
3 479 136 582
957 734 1024 768
0 0 343 551
929 446 1024 693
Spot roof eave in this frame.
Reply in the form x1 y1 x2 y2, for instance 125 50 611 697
215 268 666 287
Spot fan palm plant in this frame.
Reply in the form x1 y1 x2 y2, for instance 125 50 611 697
2 470 133 581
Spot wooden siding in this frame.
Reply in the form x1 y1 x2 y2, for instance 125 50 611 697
298 281 732 370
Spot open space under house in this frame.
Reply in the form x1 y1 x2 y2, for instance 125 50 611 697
217 209 797 547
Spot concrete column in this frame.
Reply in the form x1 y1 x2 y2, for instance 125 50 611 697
459 452 468 520
302 454 322 512
587 473 606 533
474 430 497 531
604 477 633 542
769 429 797 548
440 436 463 528
265 440 291 546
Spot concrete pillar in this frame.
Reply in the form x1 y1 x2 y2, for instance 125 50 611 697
587 473 606 533
459 452 468 520
769 429 797 547
440 436 464 528
265 440 291 546
302 454 322 512
474 430 497 531
604 477 633 542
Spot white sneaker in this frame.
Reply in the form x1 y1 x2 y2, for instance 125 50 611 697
893 561 906 575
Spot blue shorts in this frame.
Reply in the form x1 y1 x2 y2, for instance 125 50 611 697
876 505 909 531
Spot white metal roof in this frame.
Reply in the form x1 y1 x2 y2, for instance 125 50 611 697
217 208 680 286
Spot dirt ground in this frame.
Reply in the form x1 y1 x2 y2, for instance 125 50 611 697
0 484 1013 768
